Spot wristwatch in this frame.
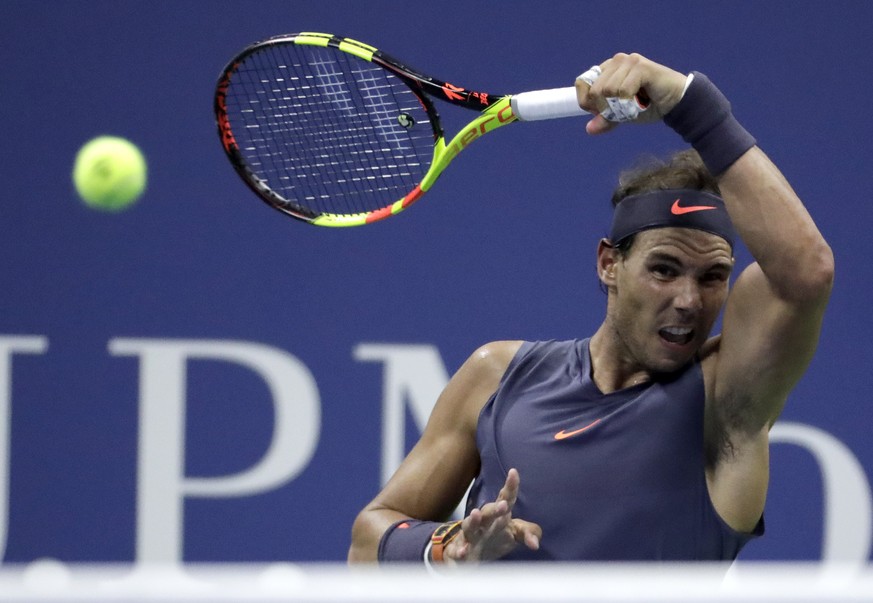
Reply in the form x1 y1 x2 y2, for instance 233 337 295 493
429 520 464 562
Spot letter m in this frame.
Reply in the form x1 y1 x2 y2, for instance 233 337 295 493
353 344 449 486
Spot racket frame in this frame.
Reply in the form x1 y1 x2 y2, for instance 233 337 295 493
215 32 556 226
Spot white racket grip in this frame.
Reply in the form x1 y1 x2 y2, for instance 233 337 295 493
510 87 589 122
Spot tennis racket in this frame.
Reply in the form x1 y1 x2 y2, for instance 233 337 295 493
214 32 643 227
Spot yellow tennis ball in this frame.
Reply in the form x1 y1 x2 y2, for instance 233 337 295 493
72 136 147 211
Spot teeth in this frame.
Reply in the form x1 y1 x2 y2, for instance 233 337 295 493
660 326 694 345
662 327 692 335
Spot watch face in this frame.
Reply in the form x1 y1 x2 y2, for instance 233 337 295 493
432 520 463 543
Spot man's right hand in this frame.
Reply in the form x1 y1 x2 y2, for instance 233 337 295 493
443 468 542 563
575 52 688 135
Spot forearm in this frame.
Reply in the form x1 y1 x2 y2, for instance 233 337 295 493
349 508 464 566
664 73 833 303
347 343 522 565
348 507 411 563
717 149 834 302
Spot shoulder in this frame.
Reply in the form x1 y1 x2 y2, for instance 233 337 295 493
466 339 587 392
462 339 580 375
431 341 524 430
455 341 524 412
463 340 525 381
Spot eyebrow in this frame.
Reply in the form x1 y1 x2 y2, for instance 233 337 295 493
646 251 733 273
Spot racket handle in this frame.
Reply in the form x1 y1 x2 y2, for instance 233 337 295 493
511 87 589 121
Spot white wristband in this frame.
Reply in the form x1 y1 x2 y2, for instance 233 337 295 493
423 540 433 564
682 72 695 96
423 540 447 576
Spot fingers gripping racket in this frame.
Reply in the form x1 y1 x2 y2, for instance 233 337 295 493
214 32 638 227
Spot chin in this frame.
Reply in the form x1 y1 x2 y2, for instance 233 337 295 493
650 345 699 374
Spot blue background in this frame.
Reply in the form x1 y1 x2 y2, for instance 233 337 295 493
2 1 871 563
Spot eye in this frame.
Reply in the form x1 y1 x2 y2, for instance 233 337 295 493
651 264 678 279
701 271 729 284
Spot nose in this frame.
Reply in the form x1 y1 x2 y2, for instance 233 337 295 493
673 277 703 314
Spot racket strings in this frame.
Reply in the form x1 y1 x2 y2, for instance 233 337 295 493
223 44 435 216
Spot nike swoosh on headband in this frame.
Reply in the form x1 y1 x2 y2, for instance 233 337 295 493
670 198 717 215
610 189 736 249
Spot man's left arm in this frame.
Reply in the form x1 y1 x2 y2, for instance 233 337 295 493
713 147 834 431
579 56 834 531
656 64 834 531
578 53 835 427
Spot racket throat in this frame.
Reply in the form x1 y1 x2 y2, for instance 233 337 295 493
429 98 517 185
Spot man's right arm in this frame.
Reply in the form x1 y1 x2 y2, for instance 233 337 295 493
347 340 523 563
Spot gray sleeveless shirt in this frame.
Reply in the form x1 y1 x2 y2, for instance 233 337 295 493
467 339 763 561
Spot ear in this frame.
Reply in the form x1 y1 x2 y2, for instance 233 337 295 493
597 238 620 288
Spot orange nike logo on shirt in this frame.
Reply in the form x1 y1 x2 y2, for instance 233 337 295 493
554 418 602 440
671 199 717 215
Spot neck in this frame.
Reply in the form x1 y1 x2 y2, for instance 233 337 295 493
589 323 653 394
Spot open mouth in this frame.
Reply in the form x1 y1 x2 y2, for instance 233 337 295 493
659 326 694 346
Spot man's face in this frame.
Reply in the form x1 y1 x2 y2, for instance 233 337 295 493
600 227 734 374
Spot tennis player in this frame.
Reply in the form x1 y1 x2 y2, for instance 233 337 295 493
348 53 834 564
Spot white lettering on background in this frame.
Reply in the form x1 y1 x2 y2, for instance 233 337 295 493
0 336 49 559
771 422 872 566
109 338 320 564
353 343 450 485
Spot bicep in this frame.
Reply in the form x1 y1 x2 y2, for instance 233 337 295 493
349 341 522 561
713 262 829 430
372 340 523 519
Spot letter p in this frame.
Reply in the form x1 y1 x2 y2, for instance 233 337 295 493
109 338 320 564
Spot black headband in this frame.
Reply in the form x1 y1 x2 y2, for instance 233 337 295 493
609 189 736 249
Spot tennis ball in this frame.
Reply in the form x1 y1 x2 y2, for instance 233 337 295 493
72 136 147 211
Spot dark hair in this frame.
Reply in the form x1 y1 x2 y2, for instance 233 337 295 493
609 149 720 255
